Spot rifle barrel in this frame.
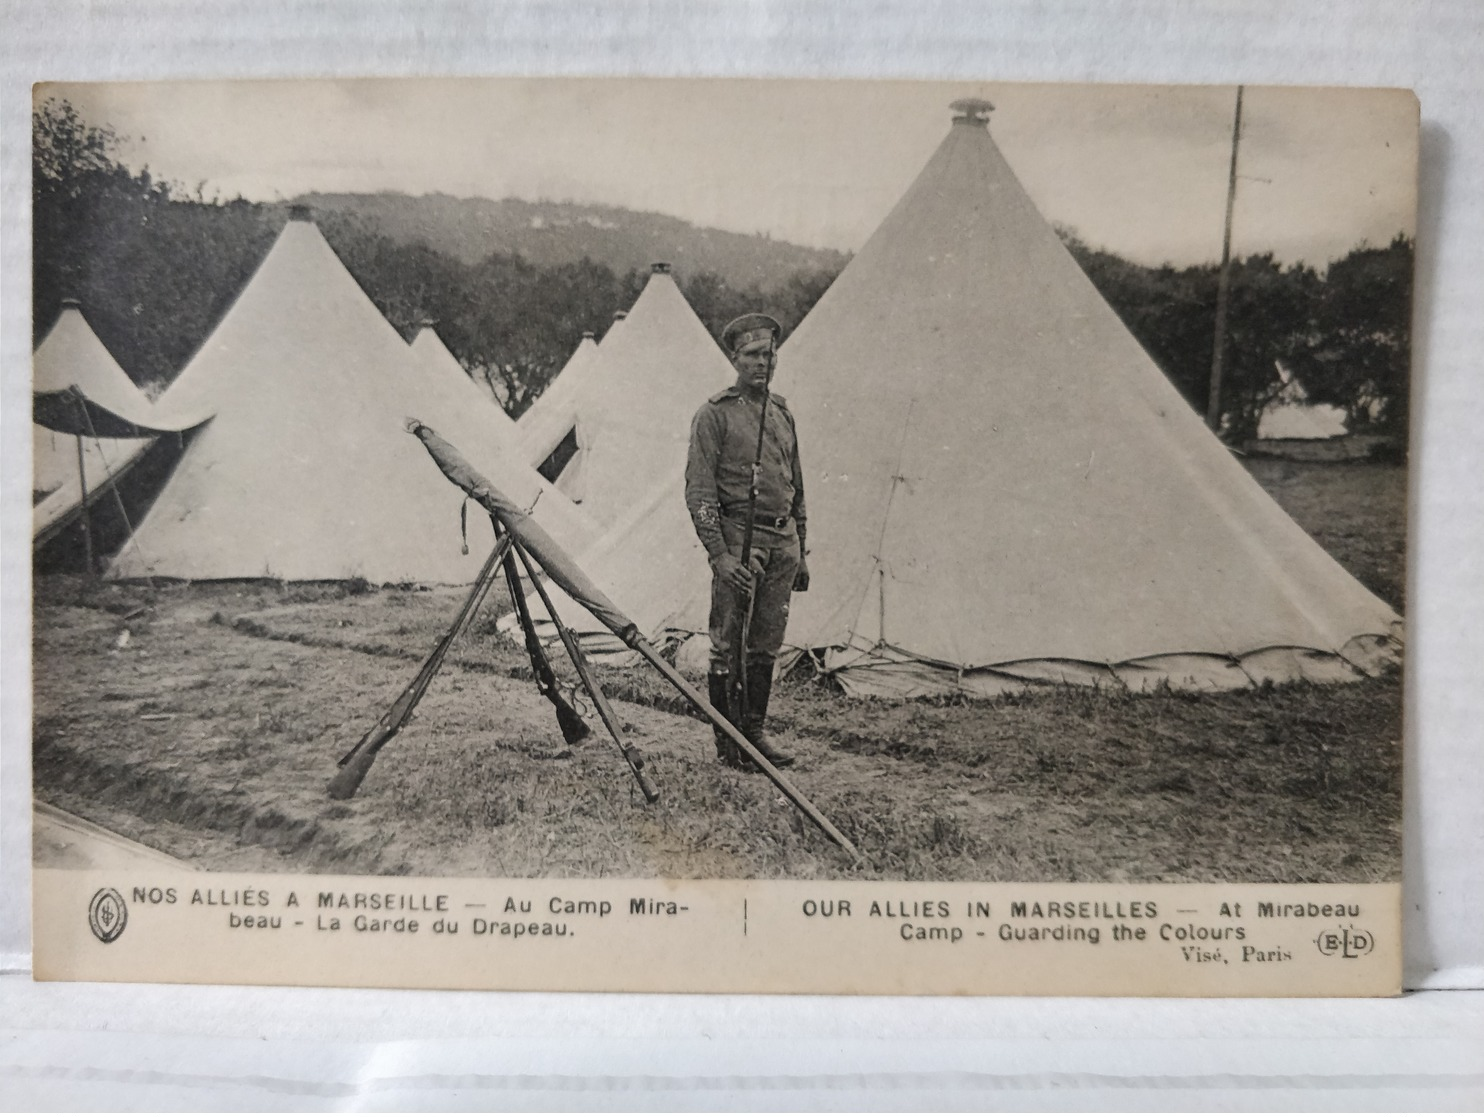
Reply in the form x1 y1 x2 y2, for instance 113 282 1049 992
500 533 591 745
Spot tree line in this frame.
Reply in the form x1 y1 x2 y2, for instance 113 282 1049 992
1062 230 1412 444
34 98 1410 443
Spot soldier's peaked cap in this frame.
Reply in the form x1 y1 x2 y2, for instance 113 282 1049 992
721 313 782 354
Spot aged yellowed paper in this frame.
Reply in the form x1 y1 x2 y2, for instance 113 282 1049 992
31 78 1413 996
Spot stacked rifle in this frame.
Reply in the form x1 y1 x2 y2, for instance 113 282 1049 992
328 526 658 805
327 421 858 859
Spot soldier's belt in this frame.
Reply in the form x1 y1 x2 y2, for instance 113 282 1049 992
723 508 792 531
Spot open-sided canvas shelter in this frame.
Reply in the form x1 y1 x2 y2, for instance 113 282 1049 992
33 299 208 438
518 100 1401 697
33 423 148 509
113 215 596 584
32 426 154 544
31 302 204 546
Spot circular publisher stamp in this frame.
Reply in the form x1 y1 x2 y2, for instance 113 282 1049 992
88 887 128 944
1314 925 1374 959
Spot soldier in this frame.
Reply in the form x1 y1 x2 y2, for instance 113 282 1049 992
685 313 809 771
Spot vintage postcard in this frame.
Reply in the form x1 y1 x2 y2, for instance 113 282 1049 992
30 78 1413 995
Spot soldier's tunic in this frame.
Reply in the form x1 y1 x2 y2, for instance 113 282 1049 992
685 386 806 672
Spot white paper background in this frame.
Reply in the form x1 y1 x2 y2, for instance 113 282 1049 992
3 0 1481 1108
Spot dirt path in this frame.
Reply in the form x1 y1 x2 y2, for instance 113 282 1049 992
33 801 190 870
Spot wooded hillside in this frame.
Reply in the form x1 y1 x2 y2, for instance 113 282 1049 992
33 98 1412 442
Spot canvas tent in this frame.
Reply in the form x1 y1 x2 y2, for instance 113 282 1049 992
33 299 209 438
518 99 1401 696
33 422 147 507
590 309 627 352
31 302 207 547
503 457 701 661
520 268 731 523
601 309 627 346
1258 363 1348 440
409 325 517 436
516 330 600 477
114 215 596 583
400 324 591 561
33 426 153 543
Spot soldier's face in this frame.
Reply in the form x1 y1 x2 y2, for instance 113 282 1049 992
732 343 776 392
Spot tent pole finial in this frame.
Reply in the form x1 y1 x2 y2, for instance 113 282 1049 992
949 97 994 125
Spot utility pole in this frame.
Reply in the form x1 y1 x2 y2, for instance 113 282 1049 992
1206 84 1244 433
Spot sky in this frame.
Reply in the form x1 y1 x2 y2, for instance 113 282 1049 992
44 78 1418 269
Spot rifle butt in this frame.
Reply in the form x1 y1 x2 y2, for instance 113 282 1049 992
327 726 396 800
554 696 592 745
502 539 594 747
326 748 375 800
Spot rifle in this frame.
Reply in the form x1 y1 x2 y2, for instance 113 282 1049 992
328 534 511 800
498 525 591 747
729 354 774 729
513 539 659 803
406 420 860 859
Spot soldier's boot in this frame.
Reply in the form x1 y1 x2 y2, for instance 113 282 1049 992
742 660 796 769
707 671 749 770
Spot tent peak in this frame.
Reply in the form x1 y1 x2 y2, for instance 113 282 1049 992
650 261 672 274
950 97 994 126
60 296 82 309
582 330 595 339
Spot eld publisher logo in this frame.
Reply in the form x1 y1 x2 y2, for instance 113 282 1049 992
88 887 128 944
1315 925 1374 959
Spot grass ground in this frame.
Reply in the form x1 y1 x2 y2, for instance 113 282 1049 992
31 458 1404 882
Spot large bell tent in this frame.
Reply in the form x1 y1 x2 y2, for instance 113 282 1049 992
520 265 732 524
32 301 206 546
518 99 1400 697
114 214 596 583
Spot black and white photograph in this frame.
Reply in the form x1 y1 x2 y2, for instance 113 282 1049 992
28 77 1413 994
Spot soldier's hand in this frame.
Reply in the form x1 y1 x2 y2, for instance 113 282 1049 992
712 553 755 594
793 557 810 593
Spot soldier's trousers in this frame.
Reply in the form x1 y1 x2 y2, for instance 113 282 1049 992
708 521 800 674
